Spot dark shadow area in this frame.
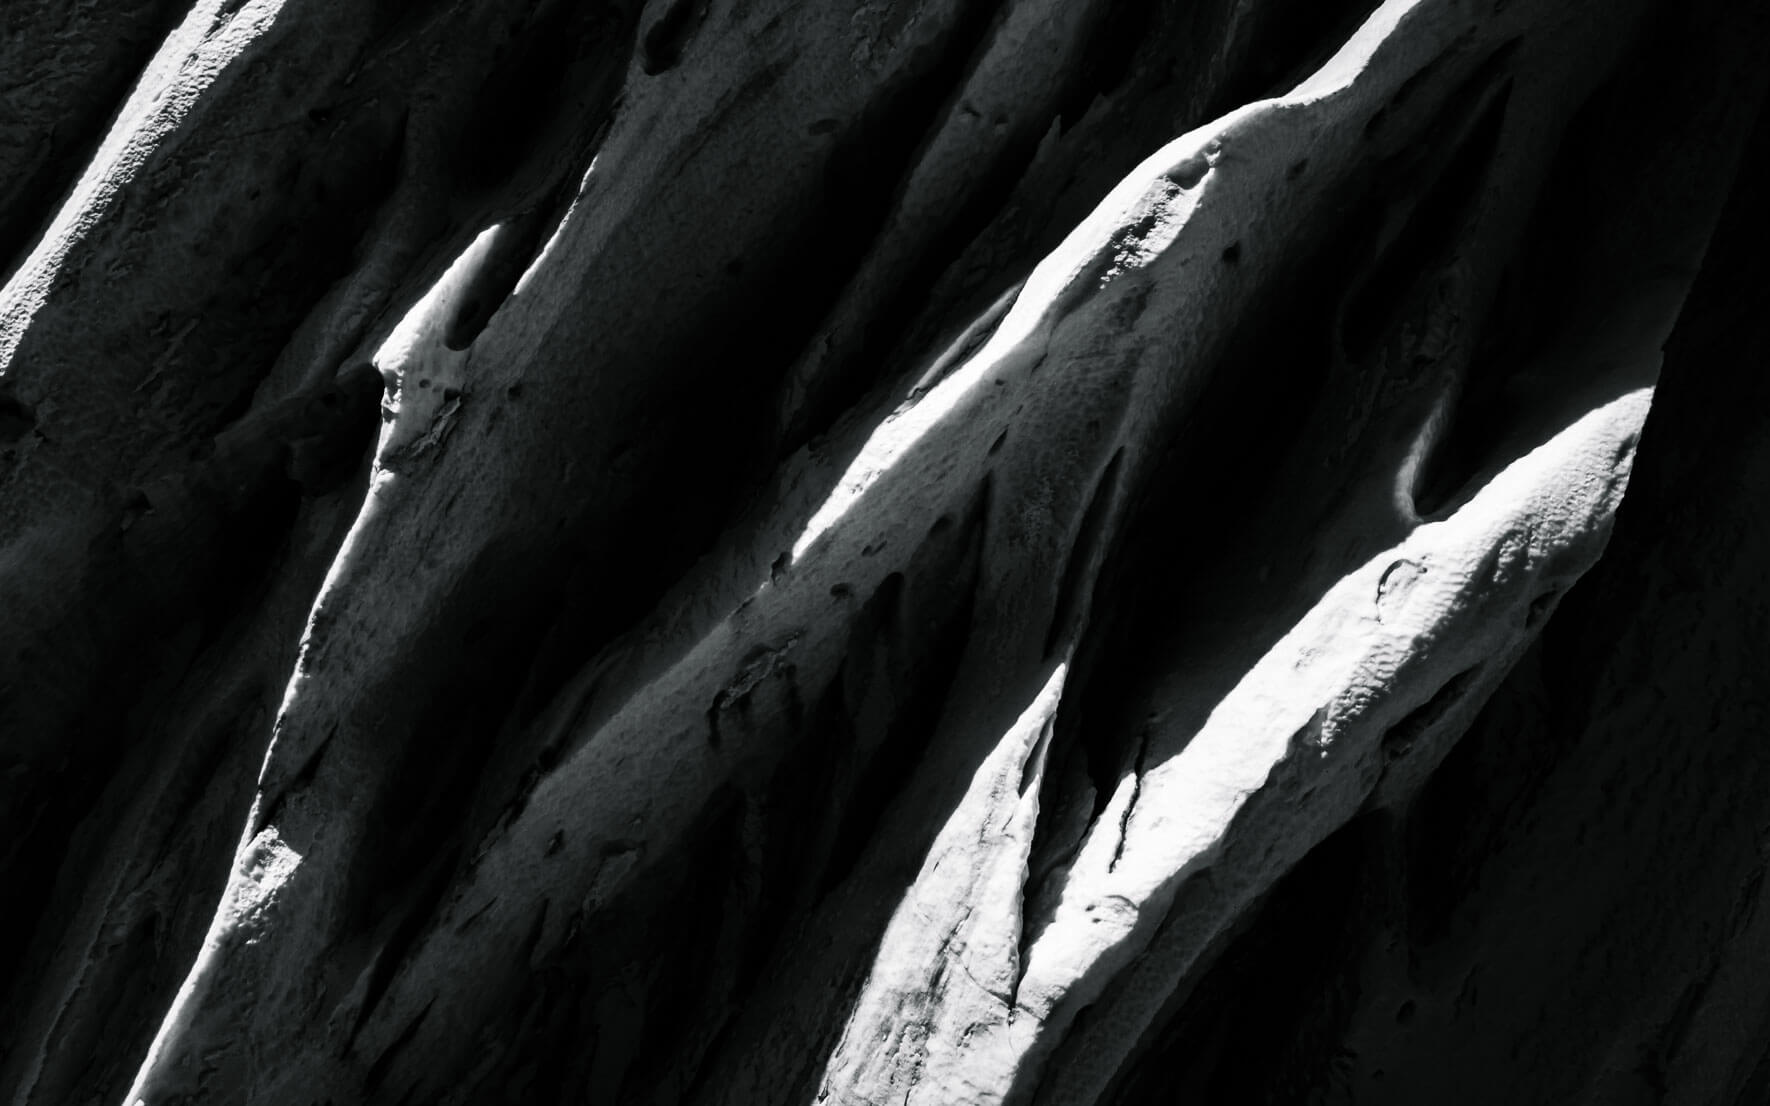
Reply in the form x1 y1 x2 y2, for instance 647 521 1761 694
1100 815 1388 1104
0 368 384 1100
6 0 1768 1102
1338 53 1514 363
446 0 635 199
1349 59 1770 1103
1414 0 1760 516
385 481 992 1105
1030 152 1387 869
862 0 1384 455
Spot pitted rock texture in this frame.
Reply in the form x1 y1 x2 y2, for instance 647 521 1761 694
1 0 1767 1103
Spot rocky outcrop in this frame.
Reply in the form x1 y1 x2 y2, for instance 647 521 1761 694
2 0 1767 1102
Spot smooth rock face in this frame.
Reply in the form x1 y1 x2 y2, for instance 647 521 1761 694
0 0 1766 1102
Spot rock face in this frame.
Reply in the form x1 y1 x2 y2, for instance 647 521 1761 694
2 0 1767 1102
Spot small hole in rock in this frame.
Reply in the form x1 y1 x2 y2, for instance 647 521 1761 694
1168 157 1209 189
0 395 34 444
1526 588 1559 627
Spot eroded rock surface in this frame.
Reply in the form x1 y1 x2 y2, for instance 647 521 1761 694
1 0 1767 1103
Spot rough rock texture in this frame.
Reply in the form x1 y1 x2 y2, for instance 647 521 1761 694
1 0 1767 1103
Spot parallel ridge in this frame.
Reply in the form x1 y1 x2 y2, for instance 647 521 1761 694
0 0 1765 1103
